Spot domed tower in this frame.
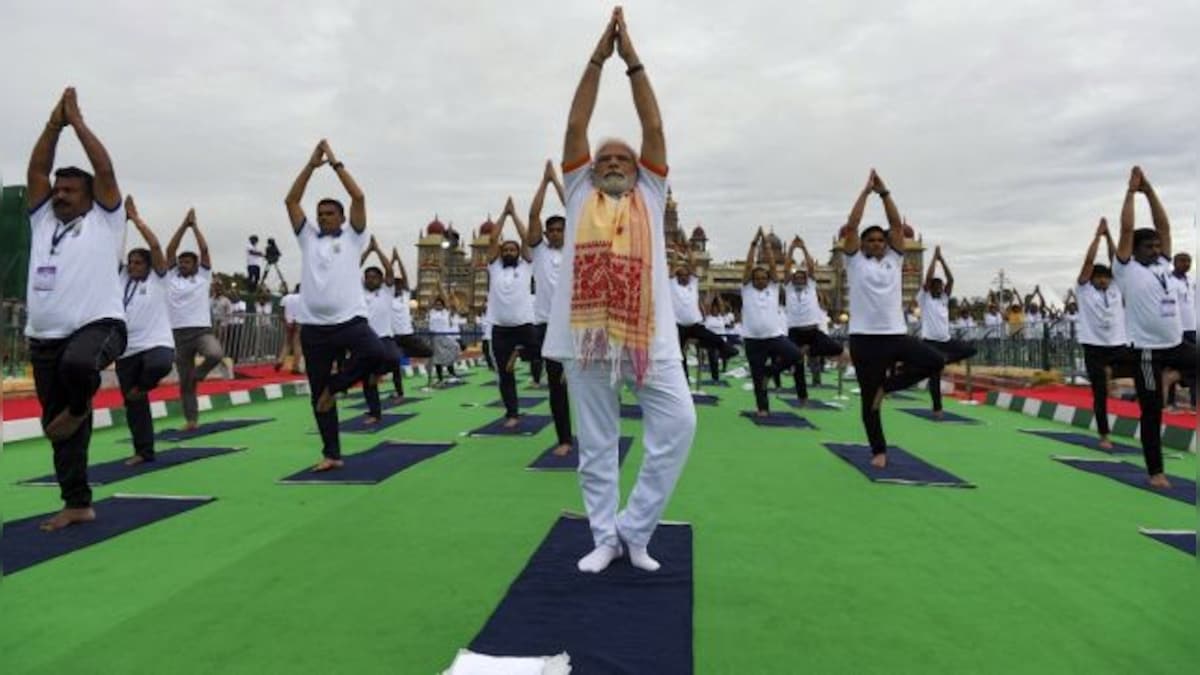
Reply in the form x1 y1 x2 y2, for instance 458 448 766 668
470 216 497 315
664 187 683 246
690 224 708 253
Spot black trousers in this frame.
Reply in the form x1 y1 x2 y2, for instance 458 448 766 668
362 336 403 418
1165 331 1197 407
849 334 945 455
247 265 261 288
300 317 386 459
490 324 539 419
787 326 844 399
745 336 803 413
531 323 572 444
30 319 127 508
391 333 433 396
922 338 978 411
1131 343 1196 475
678 323 735 382
1082 344 1136 436
481 339 495 371
116 346 175 460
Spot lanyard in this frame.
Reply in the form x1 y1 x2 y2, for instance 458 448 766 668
1152 272 1168 293
123 277 142 308
50 218 81 255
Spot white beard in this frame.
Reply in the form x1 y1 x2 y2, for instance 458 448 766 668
595 172 634 197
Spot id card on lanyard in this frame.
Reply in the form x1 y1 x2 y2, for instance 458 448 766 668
1153 271 1176 318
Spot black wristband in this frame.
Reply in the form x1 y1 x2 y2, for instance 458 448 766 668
626 64 645 77
589 58 603 69
878 190 890 198
332 162 345 171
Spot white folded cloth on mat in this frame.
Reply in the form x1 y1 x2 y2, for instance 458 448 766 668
442 650 571 675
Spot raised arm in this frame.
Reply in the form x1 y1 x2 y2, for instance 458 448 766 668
366 237 393 286
1140 169 1171 257
488 208 507 264
797 238 817 278
528 160 559 247
841 172 874 254
190 210 212 269
743 228 763 284
564 13 618 165
320 140 366 233
286 142 326 232
504 197 533 262
165 211 190 268
1078 219 1108 285
1102 226 1116 263
392 248 409 291
939 249 955 296
869 171 904 251
1033 286 1046 311
765 232 780 282
61 88 120 209
614 8 665 170
125 196 167 274
1117 167 1139 262
27 92 68 209
923 245 940 291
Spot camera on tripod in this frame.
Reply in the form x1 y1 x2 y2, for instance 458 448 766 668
265 238 282 265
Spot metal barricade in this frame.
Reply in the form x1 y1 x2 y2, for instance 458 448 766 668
215 312 285 365
2 300 29 377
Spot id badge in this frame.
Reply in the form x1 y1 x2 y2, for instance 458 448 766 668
33 265 57 291
1160 297 1177 318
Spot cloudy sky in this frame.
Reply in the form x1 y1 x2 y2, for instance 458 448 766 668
2 0 1196 304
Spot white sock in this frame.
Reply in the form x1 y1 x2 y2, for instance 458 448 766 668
627 545 660 572
577 544 622 573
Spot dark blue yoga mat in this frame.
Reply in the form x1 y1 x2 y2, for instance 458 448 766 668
1139 528 1196 556
528 437 634 471
899 408 980 424
339 413 416 433
777 398 841 411
691 393 719 406
18 446 244 487
824 443 975 487
134 417 272 443
740 411 816 429
470 415 553 437
468 515 693 674
487 397 547 409
621 404 644 419
348 396 426 411
1020 430 1140 455
279 441 455 484
1053 458 1196 505
696 379 730 388
1 495 215 575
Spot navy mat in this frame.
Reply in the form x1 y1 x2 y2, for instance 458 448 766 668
431 379 467 389
777 398 841 411
337 413 416 433
470 415 553 437
1139 528 1197 556
279 441 455 484
824 443 975 487
528 437 635 471
691 393 719 406
1 495 215 575
135 417 272 443
620 404 644 419
740 411 816 429
1020 430 1140 455
1053 458 1196 505
487 397 547 409
468 515 693 674
695 379 730 388
899 408 980 424
18 446 244 487
348 396 426 411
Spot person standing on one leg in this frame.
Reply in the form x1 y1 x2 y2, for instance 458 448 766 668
285 139 386 471
487 197 539 429
529 160 576 456
918 246 977 419
479 305 495 372
1075 218 1132 449
842 170 946 468
25 87 129 531
118 196 176 466
1113 166 1195 489
359 236 402 424
702 296 731 380
671 240 739 383
388 248 431 400
165 208 225 432
783 236 846 405
543 7 696 573
740 228 802 417
427 284 462 385
1166 252 1195 410
246 235 264 290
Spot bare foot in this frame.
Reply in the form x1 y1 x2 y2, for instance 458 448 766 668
123 455 151 466
755 410 769 418
363 416 380 425
39 507 96 532
796 398 809 408
552 443 573 457
1098 436 1114 450
313 458 344 472
184 420 199 432
45 408 89 442
316 388 336 413
932 409 944 420
870 453 888 469
503 417 521 429
1148 473 1172 490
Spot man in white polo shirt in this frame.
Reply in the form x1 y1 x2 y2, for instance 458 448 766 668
285 139 385 472
740 228 802 417
918 246 976 419
671 240 739 383
24 88 128 531
783 236 845 403
1113 166 1195 489
165 207 225 431
388 249 431 400
544 8 696 574
487 197 540 430
1166 252 1195 409
528 161 574 455
246 235 264 289
359 236 402 423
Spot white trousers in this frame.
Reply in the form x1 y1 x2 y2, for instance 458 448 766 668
566 358 696 549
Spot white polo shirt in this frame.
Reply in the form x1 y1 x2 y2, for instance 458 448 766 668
542 161 681 363
1075 282 1128 347
25 200 126 339
670 276 703 326
295 220 368 325
1114 256 1182 349
280 293 300 324
918 290 951 342
391 289 414 336
246 245 262 268
1169 273 1196 332
488 259 535 327
741 282 785 339
166 266 213 330
119 269 174 358
531 242 564 324
230 299 246 325
703 313 726 334
364 284 393 337
428 308 452 334
846 248 905 335
784 283 824 328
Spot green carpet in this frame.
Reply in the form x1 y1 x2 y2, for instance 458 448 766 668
0 366 1195 674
